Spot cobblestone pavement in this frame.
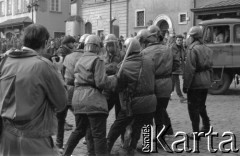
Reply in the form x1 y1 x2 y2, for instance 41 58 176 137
53 82 240 156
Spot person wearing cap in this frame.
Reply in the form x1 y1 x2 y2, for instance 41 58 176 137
107 38 156 155
171 34 187 103
137 26 174 148
62 35 117 156
183 26 213 138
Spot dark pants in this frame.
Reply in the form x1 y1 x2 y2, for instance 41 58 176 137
187 89 210 132
56 105 71 148
63 114 108 156
154 97 173 135
107 110 154 153
172 74 183 97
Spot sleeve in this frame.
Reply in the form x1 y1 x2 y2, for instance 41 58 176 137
42 63 68 112
63 56 74 85
183 49 197 89
94 58 117 91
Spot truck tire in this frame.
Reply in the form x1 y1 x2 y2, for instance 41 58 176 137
209 72 232 95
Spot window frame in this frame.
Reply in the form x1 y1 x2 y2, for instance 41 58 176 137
135 9 145 27
50 0 62 12
234 24 240 43
15 0 22 15
178 12 188 25
0 1 5 16
6 0 12 16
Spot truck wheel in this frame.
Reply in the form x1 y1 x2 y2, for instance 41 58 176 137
209 72 232 95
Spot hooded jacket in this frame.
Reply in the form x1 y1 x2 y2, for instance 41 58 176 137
118 52 157 114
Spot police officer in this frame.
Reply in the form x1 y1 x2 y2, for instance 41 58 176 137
107 38 157 155
183 26 213 136
103 34 122 111
62 35 117 156
137 26 174 138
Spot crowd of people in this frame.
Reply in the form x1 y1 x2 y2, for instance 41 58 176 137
0 23 213 156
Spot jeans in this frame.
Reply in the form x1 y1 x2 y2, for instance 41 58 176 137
107 110 153 153
63 114 108 156
172 74 183 97
187 89 210 132
56 106 69 148
154 97 173 135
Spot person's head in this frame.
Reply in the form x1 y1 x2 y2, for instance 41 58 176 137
147 25 163 42
84 35 101 54
50 40 55 48
78 34 89 49
23 24 50 51
166 36 176 47
124 38 141 56
136 29 155 49
104 34 119 55
62 35 76 49
188 26 203 44
175 34 184 46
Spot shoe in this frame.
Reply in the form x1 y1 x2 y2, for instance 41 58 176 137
180 97 187 103
55 145 64 154
64 123 72 131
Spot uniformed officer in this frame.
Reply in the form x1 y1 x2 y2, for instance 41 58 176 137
62 35 117 156
137 26 174 138
183 26 213 137
107 38 157 155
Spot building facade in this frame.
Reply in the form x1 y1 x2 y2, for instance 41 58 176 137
128 0 194 37
0 0 70 39
68 0 128 38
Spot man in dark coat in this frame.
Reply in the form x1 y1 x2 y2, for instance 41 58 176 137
183 26 213 137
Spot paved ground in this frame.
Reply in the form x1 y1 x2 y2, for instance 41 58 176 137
53 82 240 156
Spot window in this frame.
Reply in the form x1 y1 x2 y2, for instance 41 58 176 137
22 0 29 13
15 0 22 14
234 25 240 43
178 13 187 24
0 1 4 16
203 25 230 44
6 0 12 15
135 9 145 27
50 0 61 12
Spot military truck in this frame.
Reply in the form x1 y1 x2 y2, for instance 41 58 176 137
199 18 240 94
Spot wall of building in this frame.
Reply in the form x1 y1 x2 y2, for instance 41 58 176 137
128 0 194 37
80 0 128 38
36 0 70 38
195 0 221 8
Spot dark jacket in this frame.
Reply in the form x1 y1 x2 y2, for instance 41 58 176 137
71 52 117 115
141 43 173 98
118 53 157 114
171 43 186 75
183 41 213 89
0 48 67 137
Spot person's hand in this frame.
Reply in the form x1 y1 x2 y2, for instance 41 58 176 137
183 87 188 94
52 56 63 72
